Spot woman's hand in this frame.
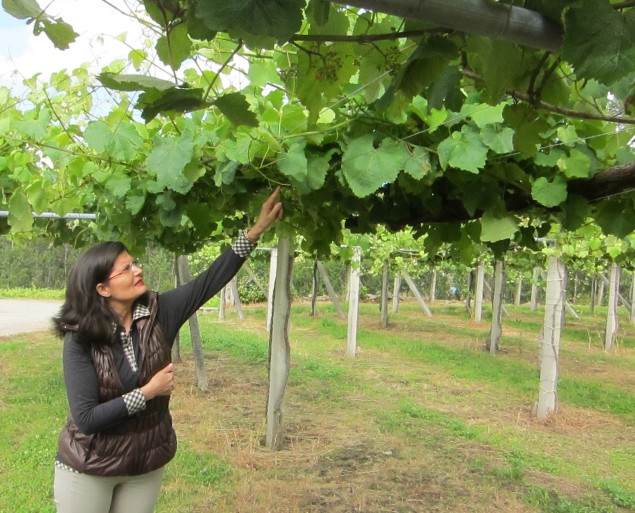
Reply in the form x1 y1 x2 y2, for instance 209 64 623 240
246 186 284 242
141 363 174 400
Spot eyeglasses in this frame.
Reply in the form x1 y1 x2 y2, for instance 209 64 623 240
106 259 142 281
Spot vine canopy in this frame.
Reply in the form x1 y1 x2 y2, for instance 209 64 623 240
1 0 635 260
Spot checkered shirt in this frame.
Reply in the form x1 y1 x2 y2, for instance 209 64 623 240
232 230 258 257
120 303 151 415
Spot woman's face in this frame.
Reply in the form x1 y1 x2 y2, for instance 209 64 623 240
97 251 147 307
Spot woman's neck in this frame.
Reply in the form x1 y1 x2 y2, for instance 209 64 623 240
109 301 134 332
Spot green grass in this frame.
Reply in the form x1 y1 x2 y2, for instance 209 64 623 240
2 301 634 513
0 287 64 300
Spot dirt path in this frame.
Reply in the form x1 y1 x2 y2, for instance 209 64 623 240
0 298 62 336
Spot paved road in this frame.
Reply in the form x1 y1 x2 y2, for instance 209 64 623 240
0 298 63 336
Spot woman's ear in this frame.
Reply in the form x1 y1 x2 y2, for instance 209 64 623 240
96 282 111 298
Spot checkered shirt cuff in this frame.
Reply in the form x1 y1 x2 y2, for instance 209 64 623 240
232 230 257 258
123 388 146 415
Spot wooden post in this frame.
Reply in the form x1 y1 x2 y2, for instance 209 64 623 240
346 247 361 358
402 271 432 317
171 255 182 363
392 274 401 313
486 259 504 353
380 259 389 328
310 260 318 317
316 261 345 318
176 255 208 392
265 237 293 449
530 266 541 311
230 276 244 320
218 286 226 320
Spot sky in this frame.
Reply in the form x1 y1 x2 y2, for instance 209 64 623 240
0 0 147 89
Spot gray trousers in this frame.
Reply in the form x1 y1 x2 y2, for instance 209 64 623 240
54 465 165 513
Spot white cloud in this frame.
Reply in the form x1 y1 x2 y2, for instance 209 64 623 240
0 0 148 89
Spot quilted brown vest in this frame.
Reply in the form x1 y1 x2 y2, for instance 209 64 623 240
57 292 177 476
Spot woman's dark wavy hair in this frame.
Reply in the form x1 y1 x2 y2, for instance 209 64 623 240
53 241 127 347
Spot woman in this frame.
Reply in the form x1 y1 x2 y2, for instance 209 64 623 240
52 187 282 513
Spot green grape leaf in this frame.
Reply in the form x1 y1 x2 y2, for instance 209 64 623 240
596 200 635 238
563 2 635 84
213 92 258 127
25 180 47 213
557 148 591 179
185 203 215 234
125 193 146 215
142 0 180 26
2 0 42 19
466 37 523 103
156 23 192 70
306 149 335 191
531 175 567 207
139 88 206 122
105 175 132 198
8 192 33 232
3 0 79 49
480 125 515 154
306 0 330 26
480 211 518 243
463 102 505 127
146 134 195 191
13 109 51 140
248 61 283 87
503 104 546 157
403 146 431 179
437 126 488 173
98 73 176 92
84 121 111 153
195 0 304 42
561 194 591 231
342 136 409 198
33 17 78 50
279 142 309 190
84 122 143 160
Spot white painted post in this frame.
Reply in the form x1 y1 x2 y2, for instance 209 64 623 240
474 261 485 322
402 271 432 317
218 286 226 320
605 263 620 351
346 247 361 358
266 248 278 331
536 256 565 419
392 274 401 313
230 276 244 320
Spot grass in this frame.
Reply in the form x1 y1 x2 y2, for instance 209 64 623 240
1 300 634 513
0 288 64 300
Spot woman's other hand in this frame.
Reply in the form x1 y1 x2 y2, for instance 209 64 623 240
141 363 174 400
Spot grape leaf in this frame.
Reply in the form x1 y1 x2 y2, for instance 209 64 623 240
531 175 567 207
195 0 303 42
8 192 34 231
437 126 488 173
480 210 518 242
213 93 258 127
156 23 192 70
342 136 409 198
563 2 635 84
146 134 195 191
